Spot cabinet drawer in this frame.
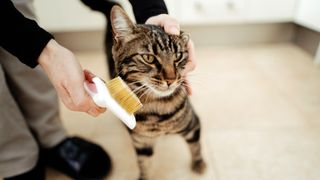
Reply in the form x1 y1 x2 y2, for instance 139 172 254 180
177 0 247 25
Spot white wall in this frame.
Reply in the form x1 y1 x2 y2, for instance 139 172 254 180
33 0 134 32
295 0 320 32
34 0 104 32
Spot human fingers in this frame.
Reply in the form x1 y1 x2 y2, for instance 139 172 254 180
182 39 196 76
146 14 180 35
184 79 192 96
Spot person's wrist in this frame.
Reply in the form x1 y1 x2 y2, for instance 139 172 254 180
38 39 55 66
38 39 67 67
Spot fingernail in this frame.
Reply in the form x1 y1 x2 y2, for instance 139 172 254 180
169 26 180 35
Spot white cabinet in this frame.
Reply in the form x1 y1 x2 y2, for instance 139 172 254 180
246 0 296 23
295 0 320 32
166 0 297 25
172 0 246 25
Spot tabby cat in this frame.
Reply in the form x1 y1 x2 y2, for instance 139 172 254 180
110 6 206 179
81 1 206 179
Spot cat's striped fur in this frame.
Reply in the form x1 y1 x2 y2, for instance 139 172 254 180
109 6 206 179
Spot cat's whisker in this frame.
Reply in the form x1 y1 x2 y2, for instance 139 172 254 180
138 87 150 100
116 69 126 77
126 80 145 87
132 86 145 95
146 89 154 103
139 89 153 103
133 86 148 96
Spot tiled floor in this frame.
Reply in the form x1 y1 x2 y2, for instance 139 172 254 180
48 43 320 180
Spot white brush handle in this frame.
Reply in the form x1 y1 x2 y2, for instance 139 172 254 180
84 77 136 129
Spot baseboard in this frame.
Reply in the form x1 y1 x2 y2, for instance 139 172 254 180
182 23 295 47
293 25 320 56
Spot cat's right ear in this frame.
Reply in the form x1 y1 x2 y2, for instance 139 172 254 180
110 6 135 42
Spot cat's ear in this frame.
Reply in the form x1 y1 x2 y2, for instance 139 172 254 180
110 6 135 42
180 32 190 46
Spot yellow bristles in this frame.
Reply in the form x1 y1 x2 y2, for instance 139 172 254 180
106 77 143 114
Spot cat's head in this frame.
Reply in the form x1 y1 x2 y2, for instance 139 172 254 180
110 6 189 99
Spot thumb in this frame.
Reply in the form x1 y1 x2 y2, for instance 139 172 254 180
164 24 180 36
162 17 180 35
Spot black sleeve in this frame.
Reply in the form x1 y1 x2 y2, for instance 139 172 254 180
129 0 168 24
0 0 54 68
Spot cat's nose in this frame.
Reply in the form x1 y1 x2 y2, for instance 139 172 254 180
166 79 175 86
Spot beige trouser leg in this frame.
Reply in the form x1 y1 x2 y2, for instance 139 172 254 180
0 48 67 147
0 51 67 178
0 61 39 177
0 1 67 177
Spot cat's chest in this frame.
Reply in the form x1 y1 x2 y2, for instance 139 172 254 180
133 95 191 135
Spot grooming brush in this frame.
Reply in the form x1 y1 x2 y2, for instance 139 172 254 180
84 76 143 129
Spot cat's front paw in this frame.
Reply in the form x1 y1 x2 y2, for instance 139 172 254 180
191 159 207 174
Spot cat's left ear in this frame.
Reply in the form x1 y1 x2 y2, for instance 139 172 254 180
110 5 135 42
180 32 190 46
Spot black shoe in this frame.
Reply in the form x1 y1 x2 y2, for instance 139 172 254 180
43 137 111 180
4 153 45 180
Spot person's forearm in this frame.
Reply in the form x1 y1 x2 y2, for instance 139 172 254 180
129 0 168 24
0 0 53 68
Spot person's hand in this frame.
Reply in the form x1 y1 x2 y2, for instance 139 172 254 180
38 39 106 116
146 14 196 95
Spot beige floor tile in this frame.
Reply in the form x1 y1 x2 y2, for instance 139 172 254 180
207 130 320 180
250 44 320 128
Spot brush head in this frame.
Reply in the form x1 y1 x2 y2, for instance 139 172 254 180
106 77 143 114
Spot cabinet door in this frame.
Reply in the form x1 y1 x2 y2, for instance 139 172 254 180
246 0 296 22
176 0 247 25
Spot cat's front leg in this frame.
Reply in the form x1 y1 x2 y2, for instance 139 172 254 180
181 116 207 174
131 133 155 180
136 148 153 180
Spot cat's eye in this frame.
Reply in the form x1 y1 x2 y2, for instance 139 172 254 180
142 54 155 64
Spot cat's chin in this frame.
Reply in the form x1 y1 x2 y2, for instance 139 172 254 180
147 85 176 98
